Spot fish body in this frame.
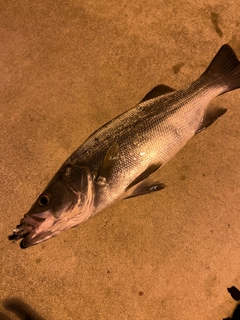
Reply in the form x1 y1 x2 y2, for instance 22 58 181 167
10 44 240 248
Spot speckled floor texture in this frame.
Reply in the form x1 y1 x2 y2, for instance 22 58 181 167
1 1 240 319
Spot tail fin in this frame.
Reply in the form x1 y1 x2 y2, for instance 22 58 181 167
204 44 240 91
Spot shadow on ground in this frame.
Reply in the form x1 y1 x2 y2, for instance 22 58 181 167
1 288 240 320
223 286 240 320
1 298 45 320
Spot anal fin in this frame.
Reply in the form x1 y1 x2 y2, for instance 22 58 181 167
196 105 227 134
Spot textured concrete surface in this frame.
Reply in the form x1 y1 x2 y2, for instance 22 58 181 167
1 1 240 319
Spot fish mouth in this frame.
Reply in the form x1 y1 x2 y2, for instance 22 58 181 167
8 223 35 249
9 208 57 248
9 223 49 248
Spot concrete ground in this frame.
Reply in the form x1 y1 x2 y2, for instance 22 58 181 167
0 1 240 319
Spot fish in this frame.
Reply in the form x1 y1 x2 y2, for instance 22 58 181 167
9 44 240 248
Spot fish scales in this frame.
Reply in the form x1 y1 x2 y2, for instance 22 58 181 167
71 75 225 199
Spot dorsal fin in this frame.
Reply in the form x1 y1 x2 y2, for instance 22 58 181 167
140 84 175 103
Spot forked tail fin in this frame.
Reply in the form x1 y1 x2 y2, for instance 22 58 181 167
203 44 240 91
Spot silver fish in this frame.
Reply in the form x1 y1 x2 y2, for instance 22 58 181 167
10 44 240 248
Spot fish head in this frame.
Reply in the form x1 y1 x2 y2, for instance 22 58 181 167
10 164 94 248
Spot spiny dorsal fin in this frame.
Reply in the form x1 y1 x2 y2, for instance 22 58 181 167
140 84 175 103
196 105 227 134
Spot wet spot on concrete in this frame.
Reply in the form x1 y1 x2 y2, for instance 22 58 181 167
180 175 186 181
210 12 223 38
172 62 185 74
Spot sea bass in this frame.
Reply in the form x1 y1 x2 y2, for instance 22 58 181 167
10 44 240 248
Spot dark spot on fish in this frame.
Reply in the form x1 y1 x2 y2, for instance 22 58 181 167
172 62 185 74
210 11 223 38
138 291 144 296
35 258 41 263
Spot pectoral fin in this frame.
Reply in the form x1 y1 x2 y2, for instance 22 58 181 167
125 163 162 191
140 84 175 103
124 180 165 199
96 142 119 186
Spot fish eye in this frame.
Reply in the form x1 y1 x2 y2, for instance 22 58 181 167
38 194 51 206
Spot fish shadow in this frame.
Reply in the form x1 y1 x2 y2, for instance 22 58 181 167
223 286 240 320
1 298 45 320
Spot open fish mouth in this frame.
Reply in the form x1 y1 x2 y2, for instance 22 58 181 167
8 223 35 248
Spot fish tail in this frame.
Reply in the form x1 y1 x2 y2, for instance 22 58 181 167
204 44 240 92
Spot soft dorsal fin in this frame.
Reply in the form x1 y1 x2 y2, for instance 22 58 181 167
96 142 119 185
196 105 227 134
140 84 175 103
